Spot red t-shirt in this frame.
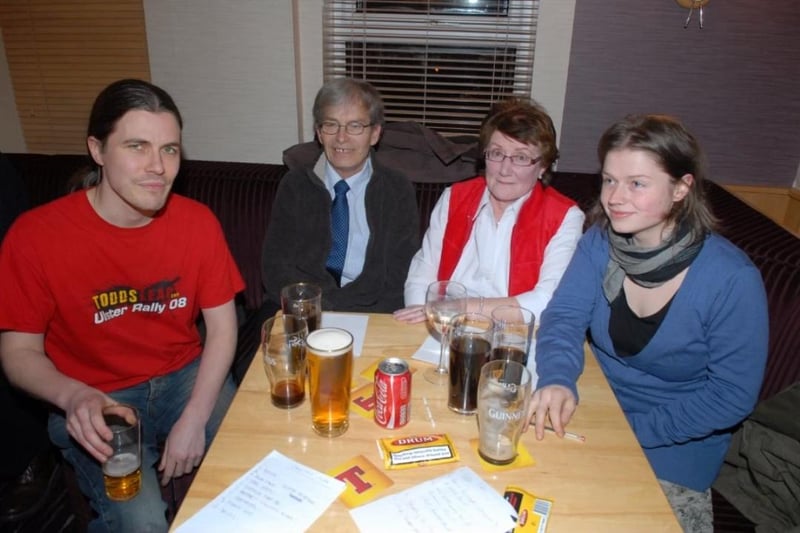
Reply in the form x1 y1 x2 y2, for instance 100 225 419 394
0 191 245 392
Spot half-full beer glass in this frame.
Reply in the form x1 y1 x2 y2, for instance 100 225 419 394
306 328 353 437
477 360 532 465
102 404 141 501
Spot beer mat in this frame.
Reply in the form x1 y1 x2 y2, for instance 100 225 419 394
503 485 553 533
326 455 393 508
350 382 377 420
360 359 418 380
377 433 460 470
321 312 368 356
469 439 535 472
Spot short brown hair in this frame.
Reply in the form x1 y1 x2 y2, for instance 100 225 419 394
479 98 558 186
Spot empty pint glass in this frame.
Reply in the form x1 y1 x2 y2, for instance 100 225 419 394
102 404 141 501
448 313 493 414
307 328 353 437
477 360 532 465
262 314 308 408
281 283 322 332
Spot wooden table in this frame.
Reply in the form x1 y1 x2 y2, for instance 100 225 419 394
172 313 680 532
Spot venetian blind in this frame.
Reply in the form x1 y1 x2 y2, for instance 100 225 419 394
0 1 150 154
323 0 539 136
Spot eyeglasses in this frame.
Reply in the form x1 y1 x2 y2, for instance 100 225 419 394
484 149 542 167
318 121 373 136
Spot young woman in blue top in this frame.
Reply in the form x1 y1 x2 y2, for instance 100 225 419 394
528 114 768 531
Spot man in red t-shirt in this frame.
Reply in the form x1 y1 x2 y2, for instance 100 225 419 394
0 80 244 533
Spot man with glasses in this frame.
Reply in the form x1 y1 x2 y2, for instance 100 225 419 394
395 98 585 332
261 78 419 315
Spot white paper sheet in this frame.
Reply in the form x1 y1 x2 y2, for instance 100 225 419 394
410 334 443 366
321 312 369 356
350 467 517 533
174 450 345 533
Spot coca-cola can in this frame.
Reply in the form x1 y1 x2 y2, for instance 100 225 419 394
374 357 411 429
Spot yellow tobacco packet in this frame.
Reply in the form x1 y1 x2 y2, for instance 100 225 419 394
377 433 459 470
503 485 553 533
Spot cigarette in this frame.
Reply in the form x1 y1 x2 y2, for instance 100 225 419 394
531 422 586 442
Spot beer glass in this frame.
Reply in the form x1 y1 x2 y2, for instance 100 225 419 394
306 328 353 437
280 283 322 332
477 360 532 465
490 305 535 366
448 312 493 414
262 314 308 408
102 404 141 501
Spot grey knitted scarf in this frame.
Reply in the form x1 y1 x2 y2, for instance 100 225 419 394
602 222 705 302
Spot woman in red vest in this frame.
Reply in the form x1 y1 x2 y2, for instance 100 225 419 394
394 98 585 326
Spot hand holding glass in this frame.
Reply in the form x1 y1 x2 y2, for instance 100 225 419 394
424 281 468 385
102 404 141 501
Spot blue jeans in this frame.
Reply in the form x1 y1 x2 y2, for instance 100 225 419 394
48 358 236 533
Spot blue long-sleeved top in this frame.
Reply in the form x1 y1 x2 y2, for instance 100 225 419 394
536 225 768 491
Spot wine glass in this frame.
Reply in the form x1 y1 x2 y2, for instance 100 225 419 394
423 280 468 385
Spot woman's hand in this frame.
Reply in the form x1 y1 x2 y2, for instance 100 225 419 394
393 305 427 324
525 384 577 440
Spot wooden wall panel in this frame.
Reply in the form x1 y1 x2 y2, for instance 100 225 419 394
0 0 150 154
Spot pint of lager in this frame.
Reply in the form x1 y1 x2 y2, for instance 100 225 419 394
306 328 353 437
102 404 142 501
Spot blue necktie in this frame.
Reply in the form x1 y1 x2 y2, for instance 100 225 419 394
326 180 350 285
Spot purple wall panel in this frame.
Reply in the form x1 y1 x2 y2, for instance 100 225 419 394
558 0 800 186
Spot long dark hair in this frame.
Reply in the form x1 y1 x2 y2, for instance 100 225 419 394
80 79 182 188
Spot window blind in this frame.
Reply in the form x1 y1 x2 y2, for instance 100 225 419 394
0 1 150 154
323 0 539 135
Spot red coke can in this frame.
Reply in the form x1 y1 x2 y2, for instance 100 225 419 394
374 357 411 429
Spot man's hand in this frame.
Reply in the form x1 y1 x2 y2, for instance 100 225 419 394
525 385 577 440
158 413 206 486
393 305 426 324
63 387 117 463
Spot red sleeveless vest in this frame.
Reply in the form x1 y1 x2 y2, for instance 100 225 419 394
437 177 575 296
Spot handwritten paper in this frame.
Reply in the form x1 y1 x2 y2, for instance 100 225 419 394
321 312 369 356
174 450 345 533
350 466 517 533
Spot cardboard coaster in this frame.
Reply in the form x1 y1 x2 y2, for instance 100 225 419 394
351 382 377 420
326 455 393 508
469 439 535 472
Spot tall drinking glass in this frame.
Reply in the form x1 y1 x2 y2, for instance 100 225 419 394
477 360 532 464
448 312 494 414
423 280 468 385
306 328 353 437
262 314 308 409
490 305 535 366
